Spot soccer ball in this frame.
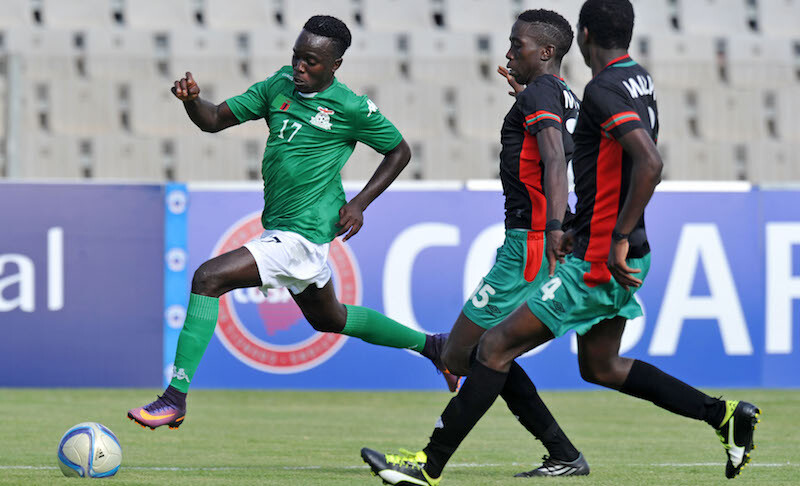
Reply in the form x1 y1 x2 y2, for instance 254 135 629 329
57 422 122 478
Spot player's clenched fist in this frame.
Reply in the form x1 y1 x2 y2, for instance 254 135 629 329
171 72 200 101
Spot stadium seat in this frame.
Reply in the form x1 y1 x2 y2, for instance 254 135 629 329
1 28 83 81
93 134 165 180
630 0 676 33
679 0 753 35
408 31 488 84
421 138 498 180
453 83 514 141
124 0 199 29
43 0 114 28
749 140 800 182
173 136 250 181
372 82 450 139
640 34 717 88
360 0 435 32
48 79 119 135
204 0 279 30
84 28 165 81
0 0 34 28
442 0 516 33
520 0 582 21
775 86 800 141
338 31 405 85
696 87 766 141
247 30 297 81
282 0 356 32
725 35 795 88
340 142 394 181
654 87 694 143
169 29 243 84
757 0 800 37
19 134 84 179
129 80 197 136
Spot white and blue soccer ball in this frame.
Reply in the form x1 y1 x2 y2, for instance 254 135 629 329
57 422 122 478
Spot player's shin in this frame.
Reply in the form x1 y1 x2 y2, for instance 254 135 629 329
341 305 426 351
620 359 725 427
423 361 508 478
502 361 580 461
170 293 220 394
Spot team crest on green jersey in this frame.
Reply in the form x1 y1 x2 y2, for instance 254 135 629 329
310 106 335 130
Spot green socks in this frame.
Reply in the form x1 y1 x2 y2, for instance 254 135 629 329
342 305 426 351
170 293 219 393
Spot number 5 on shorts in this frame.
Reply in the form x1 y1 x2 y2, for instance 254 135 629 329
470 282 496 308
540 277 562 301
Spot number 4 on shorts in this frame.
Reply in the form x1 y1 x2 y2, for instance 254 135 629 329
540 277 562 301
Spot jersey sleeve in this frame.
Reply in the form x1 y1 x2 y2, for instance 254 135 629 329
584 81 645 139
351 95 403 154
225 67 288 122
517 79 564 136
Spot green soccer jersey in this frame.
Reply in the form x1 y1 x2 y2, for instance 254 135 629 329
225 65 403 244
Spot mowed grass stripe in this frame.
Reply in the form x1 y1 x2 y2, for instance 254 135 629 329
1 388 797 486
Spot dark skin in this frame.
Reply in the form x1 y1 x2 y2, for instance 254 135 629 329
441 20 570 376
173 30 411 333
477 24 663 391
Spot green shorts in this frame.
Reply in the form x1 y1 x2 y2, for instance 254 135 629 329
462 229 550 330
526 253 651 338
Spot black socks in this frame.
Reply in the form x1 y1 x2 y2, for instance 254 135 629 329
423 361 507 478
163 385 187 409
501 362 580 462
620 359 725 427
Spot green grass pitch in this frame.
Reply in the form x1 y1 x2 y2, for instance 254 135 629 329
1 388 798 485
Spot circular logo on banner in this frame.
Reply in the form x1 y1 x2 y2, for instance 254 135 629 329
211 212 361 374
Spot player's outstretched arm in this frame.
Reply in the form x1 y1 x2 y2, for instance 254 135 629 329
171 72 239 133
336 139 411 241
607 128 663 289
537 126 569 276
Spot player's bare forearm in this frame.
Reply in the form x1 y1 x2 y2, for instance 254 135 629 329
613 129 662 234
537 127 569 225
182 99 239 133
350 139 411 210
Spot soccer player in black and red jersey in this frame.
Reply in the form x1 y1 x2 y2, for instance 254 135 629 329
362 10 590 484
362 0 760 483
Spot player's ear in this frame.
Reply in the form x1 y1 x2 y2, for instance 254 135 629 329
332 57 343 72
541 44 555 62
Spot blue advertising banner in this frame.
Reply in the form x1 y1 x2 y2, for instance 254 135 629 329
0 183 164 387
178 185 800 390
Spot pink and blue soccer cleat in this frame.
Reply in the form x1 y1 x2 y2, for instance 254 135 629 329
127 395 185 430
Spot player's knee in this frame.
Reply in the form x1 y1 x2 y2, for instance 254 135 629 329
579 359 621 387
191 264 225 297
477 328 511 370
441 345 471 376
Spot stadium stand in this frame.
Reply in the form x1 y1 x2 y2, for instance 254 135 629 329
0 0 798 182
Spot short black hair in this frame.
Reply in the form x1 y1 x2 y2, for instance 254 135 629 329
303 15 352 58
517 9 574 63
578 0 634 49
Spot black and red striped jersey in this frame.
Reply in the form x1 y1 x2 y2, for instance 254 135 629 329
571 55 659 270
499 74 580 232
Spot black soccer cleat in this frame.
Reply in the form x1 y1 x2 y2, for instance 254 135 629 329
514 453 590 477
716 400 761 479
361 447 440 485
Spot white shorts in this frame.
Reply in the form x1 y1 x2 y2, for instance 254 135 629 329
243 229 332 294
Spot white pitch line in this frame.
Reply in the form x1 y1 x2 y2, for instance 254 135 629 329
1 462 794 472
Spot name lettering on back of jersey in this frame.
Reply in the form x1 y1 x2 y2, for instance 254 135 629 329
621 75 654 99
310 106 335 130
366 98 379 117
563 90 579 110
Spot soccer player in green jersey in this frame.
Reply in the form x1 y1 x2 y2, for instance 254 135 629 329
128 15 456 430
